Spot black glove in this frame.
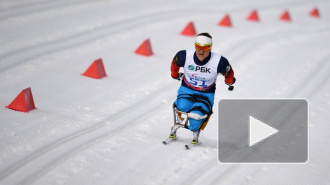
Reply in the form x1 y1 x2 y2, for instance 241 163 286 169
172 72 184 81
228 77 236 91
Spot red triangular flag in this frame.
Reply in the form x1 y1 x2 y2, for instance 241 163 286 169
180 22 196 36
280 10 291 21
6 87 36 113
218 14 232 27
82 58 107 79
310 8 320 18
247 10 259 22
134 39 153 56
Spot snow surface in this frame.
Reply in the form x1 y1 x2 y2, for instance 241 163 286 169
1 0 330 184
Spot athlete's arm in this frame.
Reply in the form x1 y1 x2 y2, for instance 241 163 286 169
217 56 235 85
171 50 186 78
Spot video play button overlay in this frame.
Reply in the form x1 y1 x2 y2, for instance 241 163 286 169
218 99 308 163
249 116 278 147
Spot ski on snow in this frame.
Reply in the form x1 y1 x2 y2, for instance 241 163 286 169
184 142 200 150
162 137 176 145
162 137 200 150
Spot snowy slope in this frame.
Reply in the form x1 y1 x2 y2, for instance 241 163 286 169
0 0 330 184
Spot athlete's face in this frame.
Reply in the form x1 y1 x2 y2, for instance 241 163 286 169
196 49 210 62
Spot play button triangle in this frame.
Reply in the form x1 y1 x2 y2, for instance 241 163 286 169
249 116 278 147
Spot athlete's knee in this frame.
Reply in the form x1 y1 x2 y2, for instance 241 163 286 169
175 99 191 113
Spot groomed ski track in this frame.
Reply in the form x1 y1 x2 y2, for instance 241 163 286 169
1 0 330 184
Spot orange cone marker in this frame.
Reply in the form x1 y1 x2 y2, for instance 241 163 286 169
218 14 232 27
280 10 291 21
6 87 36 113
310 7 320 18
247 10 259 22
134 39 154 57
180 22 197 36
82 58 107 79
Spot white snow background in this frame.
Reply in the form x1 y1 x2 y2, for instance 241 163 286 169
1 0 330 184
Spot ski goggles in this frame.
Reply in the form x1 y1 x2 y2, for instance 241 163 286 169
195 42 212 51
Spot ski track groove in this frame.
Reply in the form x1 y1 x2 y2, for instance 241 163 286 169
112 140 201 185
182 161 218 185
225 24 330 62
0 0 94 21
0 8 188 72
289 53 330 99
112 143 181 185
0 82 178 185
24 92 178 185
